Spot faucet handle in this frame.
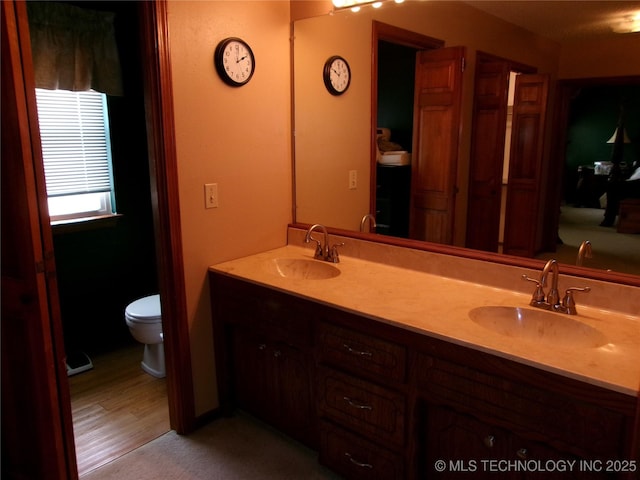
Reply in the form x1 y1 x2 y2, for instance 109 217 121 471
329 242 344 263
522 275 545 305
305 235 323 259
561 286 591 315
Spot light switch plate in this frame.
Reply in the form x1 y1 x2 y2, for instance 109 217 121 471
348 170 357 190
205 183 218 208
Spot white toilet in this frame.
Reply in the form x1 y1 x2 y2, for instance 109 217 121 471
125 294 165 378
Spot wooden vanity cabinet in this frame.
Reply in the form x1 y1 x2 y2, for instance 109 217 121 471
209 272 638 480
414 342 637 479
209 273 317 448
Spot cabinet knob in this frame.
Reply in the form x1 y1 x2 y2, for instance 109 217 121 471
344 452 373 469
516 448 528 460
273 350 281 358
483 435 495 448
258 343 267 351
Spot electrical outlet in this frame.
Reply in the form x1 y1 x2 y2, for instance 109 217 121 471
348 170 357 190
205 183 218 208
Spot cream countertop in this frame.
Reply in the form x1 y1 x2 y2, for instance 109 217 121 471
209 245 640 397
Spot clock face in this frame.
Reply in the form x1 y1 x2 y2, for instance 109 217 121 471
324 56 351 96
214 38 255 87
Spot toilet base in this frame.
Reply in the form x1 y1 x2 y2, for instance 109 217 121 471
141 342 165 378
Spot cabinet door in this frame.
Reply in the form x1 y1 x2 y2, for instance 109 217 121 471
272 340 316 448
232 329 274 422
425 404 508 479
232 328 316 448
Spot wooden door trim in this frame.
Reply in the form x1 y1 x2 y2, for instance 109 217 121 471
1 1 77 477
138 0 195 434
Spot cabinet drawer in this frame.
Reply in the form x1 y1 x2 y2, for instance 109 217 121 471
317 366 406 447
414 353 627 458
319 421 405 480
317 321 406 382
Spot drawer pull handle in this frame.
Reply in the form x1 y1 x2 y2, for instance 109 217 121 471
342 343 373 357
345 452 373 469
483 435 495 448
343 396 373 410
258 344 267 351
516 448 528 460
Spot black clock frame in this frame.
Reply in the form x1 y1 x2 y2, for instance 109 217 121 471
323 55 351 96
214 37 255 87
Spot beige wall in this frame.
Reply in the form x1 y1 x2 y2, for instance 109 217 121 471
560 35 640 79
168 1 292 414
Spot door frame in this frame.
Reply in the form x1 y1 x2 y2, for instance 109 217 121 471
2 1 195 478
138 0 195 436
2 1 77 477
370 21 444 219
544 74 640 254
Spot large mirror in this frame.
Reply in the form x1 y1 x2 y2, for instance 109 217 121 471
292 0 640 284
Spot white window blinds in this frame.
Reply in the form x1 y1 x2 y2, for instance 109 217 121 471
35 89 113 198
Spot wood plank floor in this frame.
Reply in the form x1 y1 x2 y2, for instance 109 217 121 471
68 344 170 477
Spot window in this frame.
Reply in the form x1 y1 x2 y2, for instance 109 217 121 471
35 88 116 223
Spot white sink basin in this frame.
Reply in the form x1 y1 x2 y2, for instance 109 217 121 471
266 258 340 280
468 306 608 348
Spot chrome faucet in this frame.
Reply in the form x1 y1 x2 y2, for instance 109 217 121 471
576 240 593 266
540 259 560 308
522 259 591 315
305 224 343 263
360 213 377 233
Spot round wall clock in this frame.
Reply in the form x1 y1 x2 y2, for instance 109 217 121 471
214 37 255 87
323 55 351 96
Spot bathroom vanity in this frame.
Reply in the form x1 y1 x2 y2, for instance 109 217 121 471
209 241 640 480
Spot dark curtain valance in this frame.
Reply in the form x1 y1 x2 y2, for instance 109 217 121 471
27 2 123 96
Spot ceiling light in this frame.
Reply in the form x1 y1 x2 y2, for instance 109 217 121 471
332 0 404 13
612 11 640 33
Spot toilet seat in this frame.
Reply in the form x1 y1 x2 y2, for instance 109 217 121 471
125 294 161 323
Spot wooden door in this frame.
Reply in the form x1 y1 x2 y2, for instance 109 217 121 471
466 60 510 251
1 1 77 478
410 47 465 244
503 74 549 257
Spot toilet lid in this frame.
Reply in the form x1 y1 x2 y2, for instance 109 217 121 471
125 294 161 323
